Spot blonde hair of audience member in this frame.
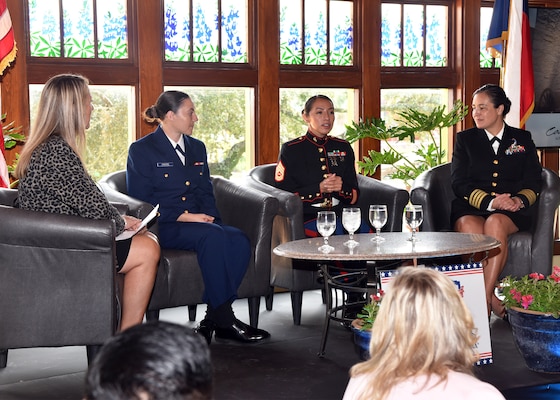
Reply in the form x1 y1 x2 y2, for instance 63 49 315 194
16 74 89 178
349 267 479 400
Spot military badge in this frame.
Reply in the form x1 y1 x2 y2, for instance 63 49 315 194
505 138 525 155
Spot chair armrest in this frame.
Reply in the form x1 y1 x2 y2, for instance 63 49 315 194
531 168 560 266
409 185 435 231
100 183 154 220
0 188 18 207
213 176 279 247
0 206 117 347
356 174 409 232
244 176 306 240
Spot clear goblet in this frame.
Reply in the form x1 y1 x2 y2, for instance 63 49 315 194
369 204 388 243
404 204 423 242
342 207 361 248
317 211 336 253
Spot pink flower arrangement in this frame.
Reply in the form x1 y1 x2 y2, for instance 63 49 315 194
501 266 560 318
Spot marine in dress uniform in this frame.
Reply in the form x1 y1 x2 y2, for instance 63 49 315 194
451 124 542 231
274 130 360 235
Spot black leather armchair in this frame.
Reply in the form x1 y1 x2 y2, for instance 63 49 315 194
99 170 279 328
0 188 118 368
246 163 410 325
410 163 560 278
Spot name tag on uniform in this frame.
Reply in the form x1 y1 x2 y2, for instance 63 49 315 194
157 162 174 167
193 162 204 166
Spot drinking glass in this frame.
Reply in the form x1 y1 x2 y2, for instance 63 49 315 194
317 211 336 253
342 207 361 248
369 204 388 243
404 204 423 241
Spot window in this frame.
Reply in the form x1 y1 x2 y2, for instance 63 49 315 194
165 86 254 179
379 88 450 187
279 0 353 65
279 88 355 146
381 2 448 67
28 0 128 59
164 0 249 63
480 5 501 68
29 85 136 181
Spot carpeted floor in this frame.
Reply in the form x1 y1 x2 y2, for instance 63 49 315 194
1 290 559 400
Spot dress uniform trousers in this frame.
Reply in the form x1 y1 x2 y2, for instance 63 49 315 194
159 220 251 309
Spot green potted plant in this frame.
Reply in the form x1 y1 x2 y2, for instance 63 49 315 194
345 101 468 187
2 113 24 188
350 290 384 360
500 267 560 373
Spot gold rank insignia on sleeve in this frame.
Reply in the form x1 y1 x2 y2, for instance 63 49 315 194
274 161 286 182
518 189 537 206
469 189 489 209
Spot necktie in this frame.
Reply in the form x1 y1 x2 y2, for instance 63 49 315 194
175 144 186 165
490 136 500 154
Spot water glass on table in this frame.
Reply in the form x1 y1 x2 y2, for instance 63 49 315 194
369 204 388 243
404 204 423 242
317 211 336 253
342 207 361 248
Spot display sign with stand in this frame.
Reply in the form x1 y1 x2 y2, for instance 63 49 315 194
379 262 493 366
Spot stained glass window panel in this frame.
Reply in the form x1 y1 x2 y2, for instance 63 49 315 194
28 0 128 59
381 3 401 66
164 0 191 61
280 0 303 64
221 0 248 62
28 0 61 57
330 1 353 66
192 0 219 62
62 0 94 58
97 0 128 59
425 6 447 67
403 5 424 67
304 0 328 65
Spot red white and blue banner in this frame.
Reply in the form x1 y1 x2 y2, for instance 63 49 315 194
486 0 534 129
380 263 493 366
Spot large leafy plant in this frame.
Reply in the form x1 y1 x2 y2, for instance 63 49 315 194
345 100 468 186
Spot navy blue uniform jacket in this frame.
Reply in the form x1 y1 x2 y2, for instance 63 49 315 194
126 126 221 224
451 124 542 230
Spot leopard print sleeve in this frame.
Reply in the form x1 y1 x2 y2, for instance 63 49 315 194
19 136 126 234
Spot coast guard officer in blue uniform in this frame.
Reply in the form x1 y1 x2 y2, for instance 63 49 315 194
127 90 269 344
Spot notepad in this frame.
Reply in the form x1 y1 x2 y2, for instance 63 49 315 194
116 204 159 241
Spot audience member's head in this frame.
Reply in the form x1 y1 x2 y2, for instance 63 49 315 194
84 321 213 400
349 266 479 400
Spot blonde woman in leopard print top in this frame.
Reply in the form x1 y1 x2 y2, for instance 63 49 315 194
15 74 160 331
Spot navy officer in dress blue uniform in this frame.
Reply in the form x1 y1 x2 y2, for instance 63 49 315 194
451 84 542 319
274 94 363 236
126 90 270 344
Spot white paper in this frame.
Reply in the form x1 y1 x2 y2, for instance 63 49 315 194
116 204 159 241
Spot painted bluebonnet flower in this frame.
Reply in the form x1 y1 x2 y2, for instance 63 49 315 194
165 8 179 52
222 9 243 58
194 6 212 43
332 21 352 52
